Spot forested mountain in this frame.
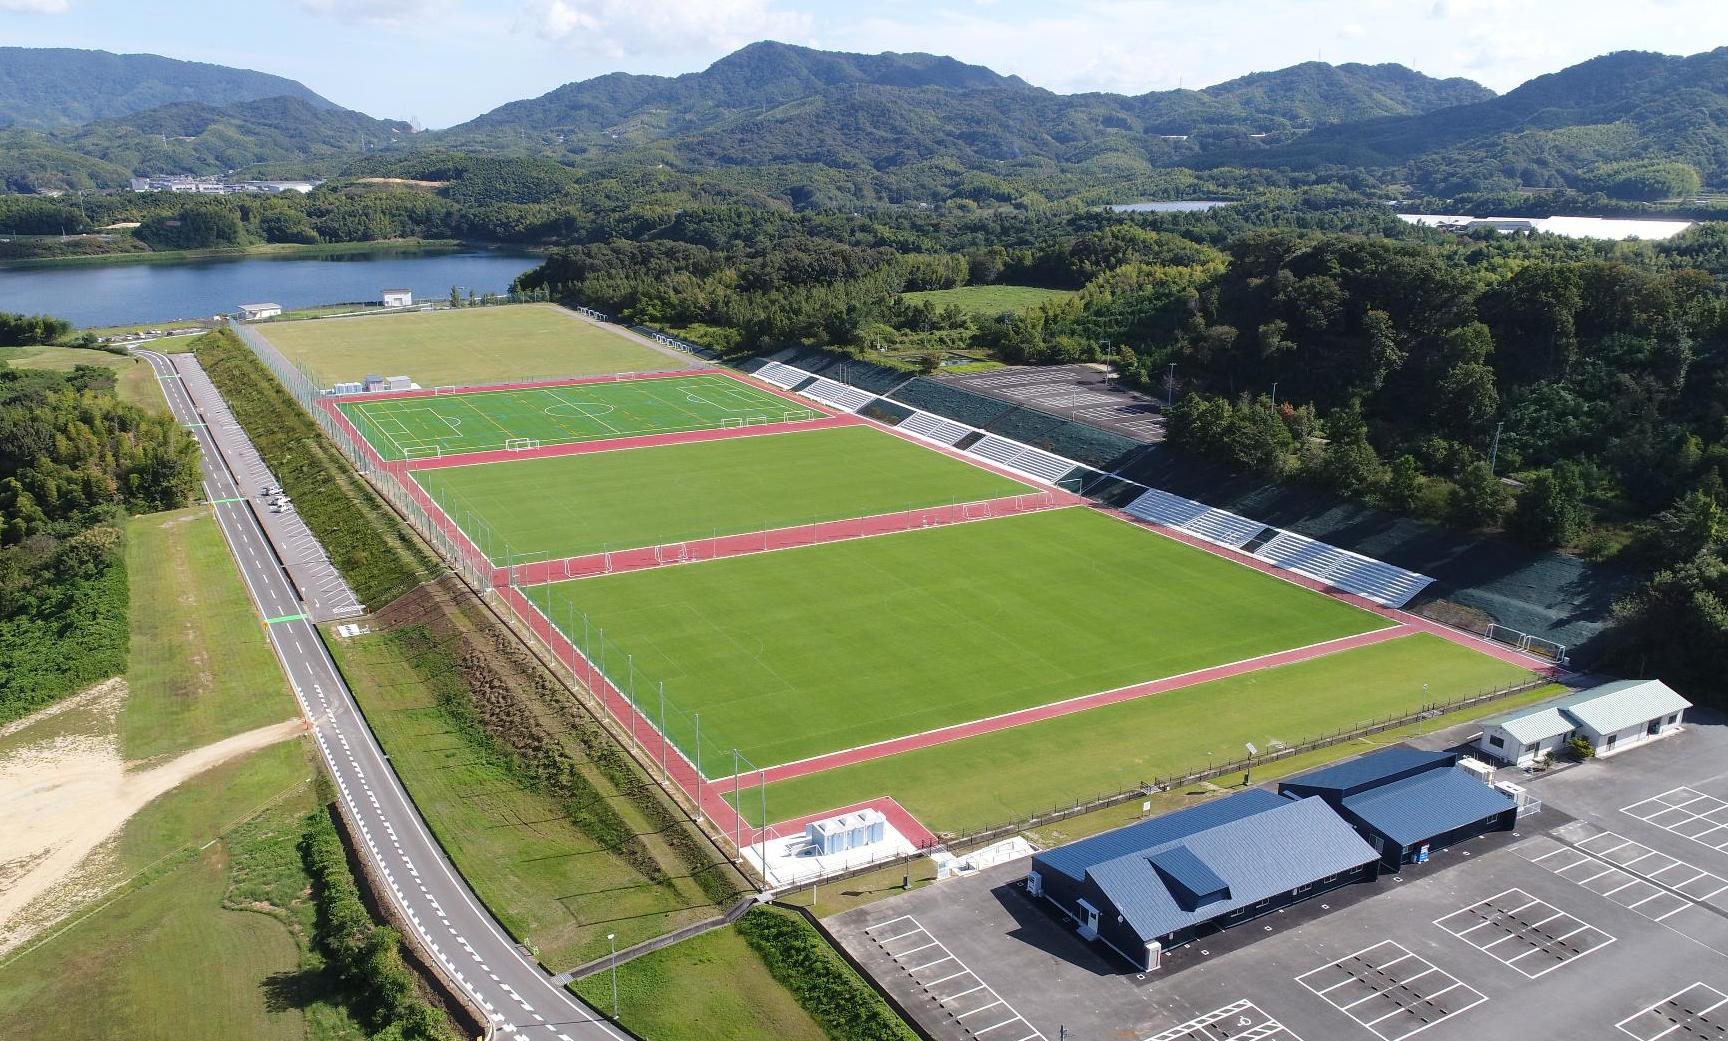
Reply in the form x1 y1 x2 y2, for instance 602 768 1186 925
440 41 1492 168
0 97 412 191
1240 48 1728 195
0 47 337 128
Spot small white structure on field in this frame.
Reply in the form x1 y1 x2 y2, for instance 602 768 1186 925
806 809 887 855
237 302 283 321
381 289 413 308
1477 679 1691 765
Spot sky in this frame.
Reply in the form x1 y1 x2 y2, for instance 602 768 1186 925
4 0 1728 128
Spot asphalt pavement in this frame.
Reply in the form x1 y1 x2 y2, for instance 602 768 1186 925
138 348 627 1041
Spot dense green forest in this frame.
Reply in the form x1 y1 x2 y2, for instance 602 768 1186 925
0 355 201 723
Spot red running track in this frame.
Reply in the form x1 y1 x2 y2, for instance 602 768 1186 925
504 489 1083 585
403 413 861 471
741 626 1414 785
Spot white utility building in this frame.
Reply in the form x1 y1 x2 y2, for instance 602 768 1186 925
805 809 887 856
381 289 413 308
1477 679 1691 765
236 302 283 321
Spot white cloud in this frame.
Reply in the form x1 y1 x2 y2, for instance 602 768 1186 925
0 0 71 13
295 0 452 26
521 0 811 58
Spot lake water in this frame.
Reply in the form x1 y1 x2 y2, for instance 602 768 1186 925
0 246 542 327
1108 200 1231 213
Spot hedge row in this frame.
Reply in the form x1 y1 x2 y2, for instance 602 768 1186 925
736 906 921 1041
299 807 452 1040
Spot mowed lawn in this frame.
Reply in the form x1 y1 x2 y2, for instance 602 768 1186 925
418 424 1029 562
339 372 822 460
258 303 684 387
750 634 1535 834
526 507 1390 772
901 284 1075 315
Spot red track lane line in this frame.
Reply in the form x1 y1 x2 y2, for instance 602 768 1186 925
327 367 723 404
505 490 1084 585
736 626 1413 786
1097 506 1562 673
405 413 862 471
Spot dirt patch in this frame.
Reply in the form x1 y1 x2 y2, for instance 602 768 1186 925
0 712 305 954
0 677 125 742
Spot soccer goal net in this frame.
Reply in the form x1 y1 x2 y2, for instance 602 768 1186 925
505 437 541 451
401 444 442 459
434 386 460 396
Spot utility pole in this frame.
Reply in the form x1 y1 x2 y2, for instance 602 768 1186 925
1488 421 1505 474
1166 363 1177 410
607 932 619 1019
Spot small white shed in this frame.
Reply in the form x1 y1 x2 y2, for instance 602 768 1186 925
237 302 283 321
1477 679 1691 765
805 809 887 856
381 289 413 308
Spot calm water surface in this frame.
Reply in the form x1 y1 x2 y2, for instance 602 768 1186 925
0 246 541 327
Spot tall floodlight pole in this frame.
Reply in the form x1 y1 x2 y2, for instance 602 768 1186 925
1489 421 1505 474
759 768 769 889
733 749 743 863
658 682 668 779
628 654 638 748
1167 362 1177 410
607 932 618 1019
694 713 703 817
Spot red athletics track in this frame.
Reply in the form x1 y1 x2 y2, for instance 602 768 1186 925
736 626 1413 786
1099 505 1563 673
504 489 1082 585
403 413 861 471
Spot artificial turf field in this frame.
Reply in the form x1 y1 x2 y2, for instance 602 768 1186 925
338 372 824 460
744 634 1537 833
416 424 1031 562
256 303 684 387
523 506 1394 773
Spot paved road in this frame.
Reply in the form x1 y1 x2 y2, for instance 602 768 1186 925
139 349 625 1041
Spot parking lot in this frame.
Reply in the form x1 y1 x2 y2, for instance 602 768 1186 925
938 364 1167 441
826 715 1728 1041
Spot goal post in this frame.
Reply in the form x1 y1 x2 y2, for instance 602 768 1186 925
400 443 441 460
504 437 541 451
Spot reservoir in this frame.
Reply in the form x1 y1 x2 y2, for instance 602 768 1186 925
0 245 542 327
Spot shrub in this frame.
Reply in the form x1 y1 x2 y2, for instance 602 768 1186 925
736 906 920 1041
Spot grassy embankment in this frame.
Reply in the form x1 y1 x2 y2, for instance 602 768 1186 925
0 507 452 1040
190 327 439 608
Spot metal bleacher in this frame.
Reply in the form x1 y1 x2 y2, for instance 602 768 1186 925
802 377 876 413
897 409 974 447
1252 530 1433 608
1122 488 1264 549
968 435 1079 483
753 361 809 389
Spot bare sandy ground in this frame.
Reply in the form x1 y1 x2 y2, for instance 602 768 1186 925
0 693 304 954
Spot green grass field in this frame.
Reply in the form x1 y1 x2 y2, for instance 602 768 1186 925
744 634 1535 833
526 507 1390 772
418 425 1029 562
902 284 1076 315
2 344 166 413
121 509 294 761
339 372 824 460
259 303 685 387
570 925 828 1041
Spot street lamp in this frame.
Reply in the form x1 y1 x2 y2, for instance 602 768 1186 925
607 932 618 1019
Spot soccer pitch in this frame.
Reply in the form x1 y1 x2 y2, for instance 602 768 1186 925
257 303 685 388
338 373 825 460
746 635 1537 833
522 507 1393 774
417 425 1029 562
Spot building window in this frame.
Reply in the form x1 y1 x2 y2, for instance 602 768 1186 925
1293 883 1311 896
1487 734 1504 748
1668 714 1678 724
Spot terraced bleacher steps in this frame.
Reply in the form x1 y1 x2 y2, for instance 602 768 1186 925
752 361 809 389
802 377 877 413
1124 488 1265 549
968 434 1084 483
897 409 973 447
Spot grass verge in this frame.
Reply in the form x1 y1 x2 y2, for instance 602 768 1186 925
570 924 829 1041
191 327 439 608
0 344 166 412
121 507 294 760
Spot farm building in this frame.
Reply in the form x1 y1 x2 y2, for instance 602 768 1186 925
1027 790 1379 971
1476 680 1690 765
1279 745 1517 869
236 302 282 321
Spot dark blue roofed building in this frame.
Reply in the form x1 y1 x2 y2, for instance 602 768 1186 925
1027 790 1379 971
1280 744 1518 869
